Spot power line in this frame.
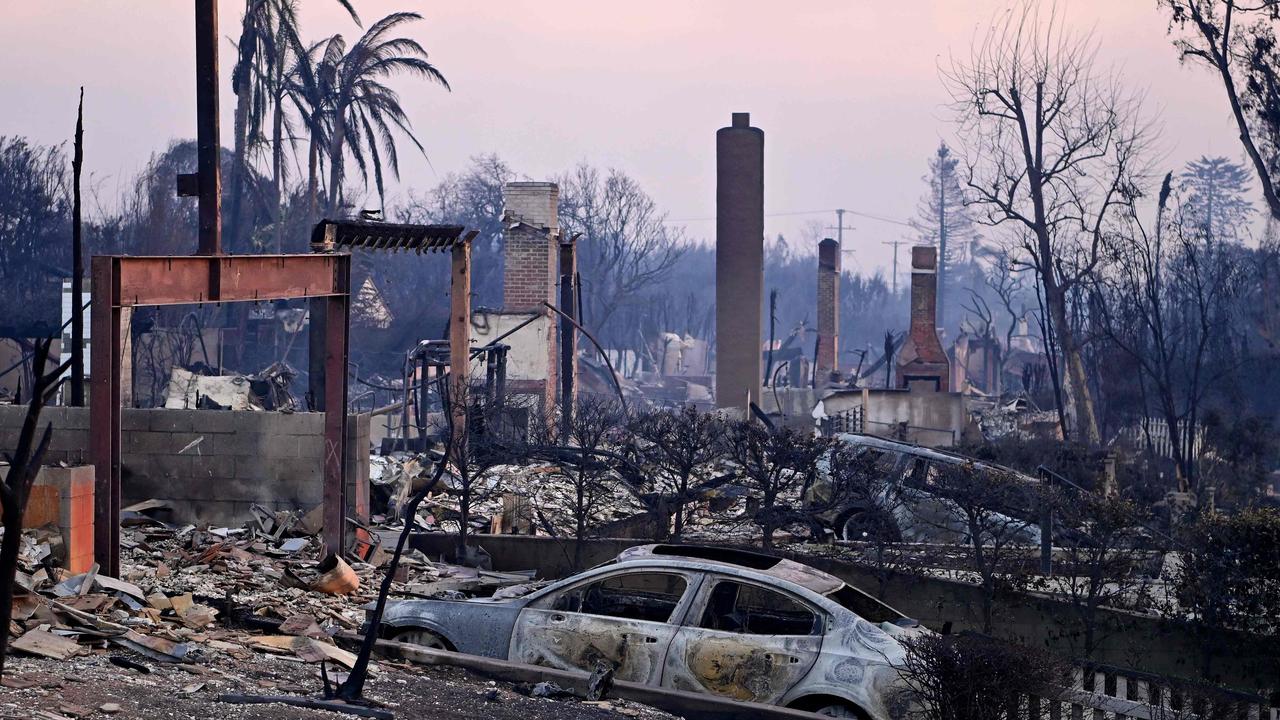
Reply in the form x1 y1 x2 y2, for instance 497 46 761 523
663 206 913 227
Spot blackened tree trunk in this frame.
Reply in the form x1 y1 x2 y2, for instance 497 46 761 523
0 340 68 677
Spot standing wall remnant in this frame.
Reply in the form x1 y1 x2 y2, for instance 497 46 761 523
715 113 765 409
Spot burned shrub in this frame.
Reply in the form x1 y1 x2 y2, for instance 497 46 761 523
722 420 833 548
628 404 724 539
892 633 1068 720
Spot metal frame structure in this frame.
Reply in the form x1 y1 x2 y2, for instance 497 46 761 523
89 254 352 575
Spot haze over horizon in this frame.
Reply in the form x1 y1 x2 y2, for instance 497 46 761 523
0 0 1250 280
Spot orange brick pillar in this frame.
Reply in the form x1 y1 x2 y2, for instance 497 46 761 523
24 465 95 573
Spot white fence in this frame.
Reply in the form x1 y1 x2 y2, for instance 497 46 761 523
1117 418 1205 461
1030 665 1277 720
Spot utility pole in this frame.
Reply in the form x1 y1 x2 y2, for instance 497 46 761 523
194 0 221 256
827 209 855 245
882 239 905 295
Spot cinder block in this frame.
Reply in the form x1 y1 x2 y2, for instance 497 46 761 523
24 466 95 573
296 435 324 459
121 409 150 431
143 454 193 480
149 409 197 433
212 432 268 457
47 428 91 454
194 410 245 434
283 412 325 435
62 407 90 430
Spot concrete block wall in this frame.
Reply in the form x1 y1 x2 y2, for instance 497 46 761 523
0 406 370 527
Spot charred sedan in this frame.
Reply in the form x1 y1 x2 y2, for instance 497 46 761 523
378 544 921 719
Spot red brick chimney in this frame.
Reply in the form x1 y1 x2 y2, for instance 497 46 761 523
895 246 950 391
503 182 559 312
816 238 840 383
502 181 560 410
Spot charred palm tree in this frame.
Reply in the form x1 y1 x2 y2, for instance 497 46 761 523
229 0 359 251
323 12 449 216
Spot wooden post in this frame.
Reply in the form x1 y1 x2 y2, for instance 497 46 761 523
450 239 472 442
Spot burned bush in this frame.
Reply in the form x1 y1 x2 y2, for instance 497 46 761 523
891 633 1068 720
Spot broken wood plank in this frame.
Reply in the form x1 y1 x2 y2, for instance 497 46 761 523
11 630 83 660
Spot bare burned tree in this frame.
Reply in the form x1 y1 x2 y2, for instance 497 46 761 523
541 395 626 569
1092 173 1242 491
0 340 69 677
723 420 833 549
435 381 522 563
1162 0 1280 221
629 404 724 539
556 164 686 351
1172 507 1280 676
944 2 1154 444
825 444 916 599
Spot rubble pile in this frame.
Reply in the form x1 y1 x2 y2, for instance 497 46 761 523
6 503 540 681
372 455 649 537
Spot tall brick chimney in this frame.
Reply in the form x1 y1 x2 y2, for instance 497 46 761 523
502 181 560 410
715 112 764 409
895 245 950 392
816 238 840 384
503 182 559 311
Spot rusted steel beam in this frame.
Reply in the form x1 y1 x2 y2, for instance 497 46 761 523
111 256 345 306
194 0 221 255
449 238 472 442
89 257 122 575
90 253 352 575
321 286 351 556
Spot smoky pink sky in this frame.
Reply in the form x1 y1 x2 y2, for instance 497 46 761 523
0 1 1248 277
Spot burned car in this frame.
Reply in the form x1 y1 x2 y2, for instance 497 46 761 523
378 544 921 719
814 434 1047 545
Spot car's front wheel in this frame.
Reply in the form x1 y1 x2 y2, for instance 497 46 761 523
392 627 452 651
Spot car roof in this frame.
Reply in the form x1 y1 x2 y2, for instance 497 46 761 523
615 544 844 595
835 432 1035 480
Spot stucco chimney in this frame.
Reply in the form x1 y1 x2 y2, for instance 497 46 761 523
816 238 840 384
715 113 764 409
895 246 950 391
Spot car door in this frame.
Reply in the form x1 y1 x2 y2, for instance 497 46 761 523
509 569 698 685
661 576 824 705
